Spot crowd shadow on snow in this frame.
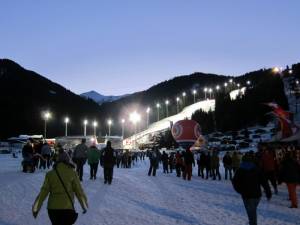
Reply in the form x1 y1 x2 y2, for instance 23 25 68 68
130 199 202 225
215 200 300 224
174 180 238 198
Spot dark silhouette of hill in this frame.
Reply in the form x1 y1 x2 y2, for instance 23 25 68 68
0 59 102 139
0 58 297 139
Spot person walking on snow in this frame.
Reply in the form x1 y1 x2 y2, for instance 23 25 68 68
100 141 116 184
279 151 300 208
232 151 272 225
161 151 169 173
32 147 88 225
73 139 88 181
87 144 101 180
183 148 195 181
148 148 159 176
223 151 233 180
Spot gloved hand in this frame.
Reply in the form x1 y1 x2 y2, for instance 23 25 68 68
32 210 38 218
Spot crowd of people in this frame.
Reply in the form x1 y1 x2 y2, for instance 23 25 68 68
21 138 300 225
145 143 300 225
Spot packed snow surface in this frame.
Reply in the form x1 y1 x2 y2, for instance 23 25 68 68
0 155 299 225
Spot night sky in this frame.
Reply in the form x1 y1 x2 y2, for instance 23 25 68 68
1 0 300 95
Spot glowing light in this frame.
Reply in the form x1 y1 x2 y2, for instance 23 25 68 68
84 119 88 125
93 121 98 127
182 92 186 97
65 117 69 123
146 107 151 113
165 100 169 105
43 111 51 120
272 67 280 73
156 103 160 108
107 119 112 125
216 85 220 90
129 111 141 124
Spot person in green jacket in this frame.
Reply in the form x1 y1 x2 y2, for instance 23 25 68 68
32 147 88 225
87 144 101 180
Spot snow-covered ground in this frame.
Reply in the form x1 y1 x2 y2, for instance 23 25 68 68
0 155 299 225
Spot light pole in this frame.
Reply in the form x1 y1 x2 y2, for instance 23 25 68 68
176 97 180 113
121 119 125 138
43 111 51 139
64 117 69 136
165 100 169 117
129 111 141 149
146 107 150 127
107 119 112 136
209 88 213 99
182 92 186 106
204 88 207 99
156 103 160 121
83 119 88 136
93 121 98 136
192 89 197 103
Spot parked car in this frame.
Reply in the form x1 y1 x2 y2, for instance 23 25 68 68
254 128 266 134
252 134 261 139
238 142 250 148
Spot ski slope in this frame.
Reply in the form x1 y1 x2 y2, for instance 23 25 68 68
0 155 299 225
123 99 215 148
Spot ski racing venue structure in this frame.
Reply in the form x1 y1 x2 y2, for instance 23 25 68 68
123 87 246 149
123 99 216 149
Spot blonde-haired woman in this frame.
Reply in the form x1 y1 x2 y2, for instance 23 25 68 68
32 146 88 225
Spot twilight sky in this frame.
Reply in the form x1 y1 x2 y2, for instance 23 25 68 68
1 0 300 95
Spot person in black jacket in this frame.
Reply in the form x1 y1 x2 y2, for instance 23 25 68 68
205 152 211 179
148 148 160 176
161 151 169 173
223 152 233 180
279 151 300 208
232 151 272 225
100 141 116 184
199 152 206 178
183 148 195 181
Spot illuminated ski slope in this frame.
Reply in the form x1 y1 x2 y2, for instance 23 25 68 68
123 99 215 148
123 87 246 148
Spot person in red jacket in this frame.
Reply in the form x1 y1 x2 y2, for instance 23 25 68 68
260 148 278 194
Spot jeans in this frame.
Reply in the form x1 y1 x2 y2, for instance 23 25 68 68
224 166 232 180
89 163 98 179
242 198 260 225
74 158 86 181
148 164 157 176
104 167 114 183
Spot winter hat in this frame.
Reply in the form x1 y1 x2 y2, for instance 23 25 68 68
57 151 71 164
242 152 254 163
